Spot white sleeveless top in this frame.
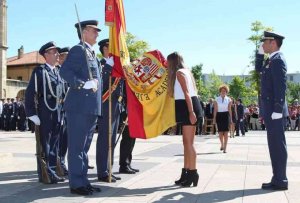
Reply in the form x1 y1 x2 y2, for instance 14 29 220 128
174 69 197 100
215 96 231 112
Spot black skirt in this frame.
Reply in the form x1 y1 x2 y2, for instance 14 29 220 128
175 96 202 126
216 111 230 132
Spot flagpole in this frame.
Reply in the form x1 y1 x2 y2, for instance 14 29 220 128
108 75 112 183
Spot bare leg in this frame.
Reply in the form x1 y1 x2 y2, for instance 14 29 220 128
182 125 197 170
219 132 224 150
223 132 229 152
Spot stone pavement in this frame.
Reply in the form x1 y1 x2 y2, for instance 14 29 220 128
0 130 299 203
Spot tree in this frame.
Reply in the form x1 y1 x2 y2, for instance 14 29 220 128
228 76 257 105
126 32 149 60
206 70 223 99
286 81 300 103
97 32 150 59
229 76 247 99
191 64 209 101
247 21 273 102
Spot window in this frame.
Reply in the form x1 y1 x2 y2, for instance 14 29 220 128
289 75 293 81
17 76 23 81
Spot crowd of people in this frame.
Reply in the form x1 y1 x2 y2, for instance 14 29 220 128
0 22 292 194
0 97 28 131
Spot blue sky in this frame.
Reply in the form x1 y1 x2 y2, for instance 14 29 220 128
7 0 300 75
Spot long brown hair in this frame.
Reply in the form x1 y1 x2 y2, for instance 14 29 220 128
167 52 185 97
167 52 197 97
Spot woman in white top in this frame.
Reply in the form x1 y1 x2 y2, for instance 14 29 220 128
167 52 200 187
213 84 233 153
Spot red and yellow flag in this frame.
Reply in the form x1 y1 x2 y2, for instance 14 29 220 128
105 0 176 139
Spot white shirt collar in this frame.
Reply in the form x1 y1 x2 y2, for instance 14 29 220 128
269 50 280 59
46 63 56 70
85 42 93 50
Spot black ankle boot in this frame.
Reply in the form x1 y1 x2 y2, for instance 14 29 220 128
181 169 199 187
175 168 187 185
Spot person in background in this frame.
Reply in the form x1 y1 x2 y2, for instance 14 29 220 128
213 84 232 153
236 98 245 136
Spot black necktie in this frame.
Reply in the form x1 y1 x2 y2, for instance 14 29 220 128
264 58 270 67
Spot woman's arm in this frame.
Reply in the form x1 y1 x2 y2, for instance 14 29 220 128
213 101 218 124
228 101 233 123
176 71 196 124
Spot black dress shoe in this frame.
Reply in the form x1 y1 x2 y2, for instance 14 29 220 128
87 185 101 192
70 187 92 196
88 165 94 169
112 174 121 180
119 166 136 174
261 182 288 190
98 175 116 183
129 166 140 172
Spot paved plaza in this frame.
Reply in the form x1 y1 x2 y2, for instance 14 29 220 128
0 130 299 203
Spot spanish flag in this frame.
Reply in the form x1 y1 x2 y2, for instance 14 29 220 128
105 0 176 139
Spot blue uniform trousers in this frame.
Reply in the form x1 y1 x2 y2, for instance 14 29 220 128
66 112 97 188
37 107 60 178
262 100 288 187
96 100 121 178
58 113 68 168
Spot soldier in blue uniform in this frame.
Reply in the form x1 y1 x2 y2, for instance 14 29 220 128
96 38 124 182
3 98 11 131
56 47 70 176
25 41 65 184
118 86 139 174
255 31 288 190
60 20 102 195
0 98 4 130
10 98 17 131
235 98 245 136
17 98 27 131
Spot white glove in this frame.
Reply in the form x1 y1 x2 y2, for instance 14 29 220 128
83 79 98 89
29 115 41 125
271 112 283 120
106 56 114 67
240 119 243 122
258 44 264 55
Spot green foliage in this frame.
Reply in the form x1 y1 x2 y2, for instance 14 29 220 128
206 70 223 99
191 64 209 101
229 76 247 98
229 76 257 105
286 81 300 103
126 32 149 60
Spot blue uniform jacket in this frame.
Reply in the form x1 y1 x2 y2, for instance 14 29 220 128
25 64 63 117
60 42 102 116
255 52 287 114
236 104 244 120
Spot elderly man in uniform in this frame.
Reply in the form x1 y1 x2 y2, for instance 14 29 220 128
25 41 65 184
96 38 126 183
60 20 102 195
56 47 70 176
255 31 288 190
